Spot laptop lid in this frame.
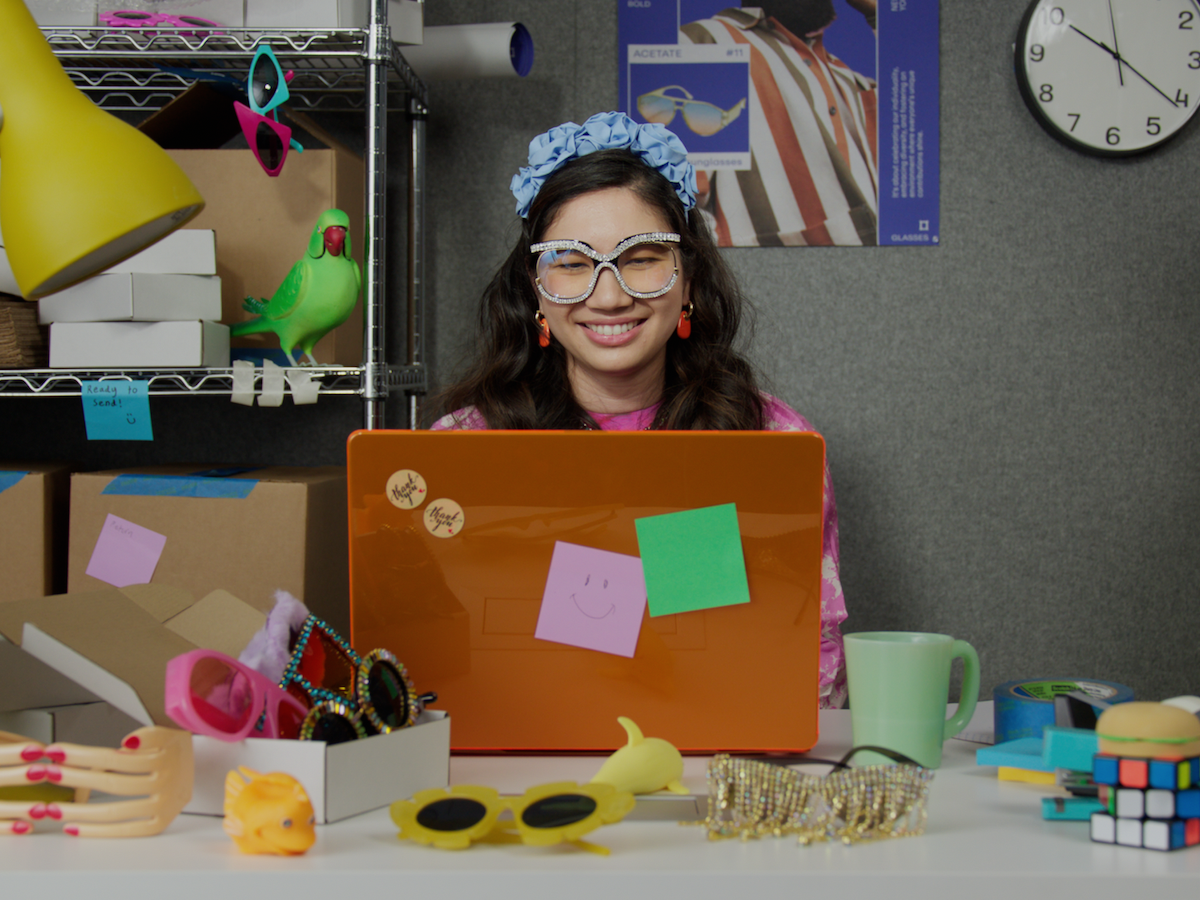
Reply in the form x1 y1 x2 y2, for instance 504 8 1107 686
346 429 824 753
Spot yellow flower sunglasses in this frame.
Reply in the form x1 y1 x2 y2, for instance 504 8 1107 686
389 781 635 855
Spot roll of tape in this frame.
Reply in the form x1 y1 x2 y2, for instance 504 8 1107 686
994 678 1135 744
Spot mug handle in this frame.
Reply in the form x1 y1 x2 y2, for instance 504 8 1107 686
943 639 981 740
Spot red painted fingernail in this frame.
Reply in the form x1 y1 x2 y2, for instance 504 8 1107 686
45 747 66 763
20 746 44 762
25 765 47 782
45 765 63 783
46 804 62 821
29 803 47 820
63 825 79 837
122 735 141 750
11 821 32 835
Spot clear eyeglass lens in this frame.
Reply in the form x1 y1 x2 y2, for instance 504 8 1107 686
536 241 676 301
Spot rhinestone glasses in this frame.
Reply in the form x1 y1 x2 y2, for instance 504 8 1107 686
530 232 680 304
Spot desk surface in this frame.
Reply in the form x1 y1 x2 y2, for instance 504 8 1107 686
2 710 1198 898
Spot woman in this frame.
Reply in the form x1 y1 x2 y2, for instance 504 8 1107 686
432 112 848 707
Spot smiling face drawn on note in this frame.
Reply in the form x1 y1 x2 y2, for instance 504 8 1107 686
535 542 646 657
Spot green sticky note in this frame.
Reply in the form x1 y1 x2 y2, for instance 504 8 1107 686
635 503 750 617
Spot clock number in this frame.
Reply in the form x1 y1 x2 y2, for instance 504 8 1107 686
1044 6 1065 25
1147 116 1162 135
1039 84 1054 102
1068 113 1081 132
1176 89 1190 107
1106 126 1120 145
1030 44 1045 63
1181 10 1195 29
1189 51 1200 69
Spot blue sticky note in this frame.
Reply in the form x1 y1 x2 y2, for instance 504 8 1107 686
81 381 153 441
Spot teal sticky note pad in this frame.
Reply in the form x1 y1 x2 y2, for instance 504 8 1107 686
635 503 750 617
81 381 153 441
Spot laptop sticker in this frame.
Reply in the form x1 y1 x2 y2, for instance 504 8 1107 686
423 498 464 538
386 469 428 509
535 541 647 657
635 503 751 617
85 513 168 588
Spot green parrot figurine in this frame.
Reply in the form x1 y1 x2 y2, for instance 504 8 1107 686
230 208 362 365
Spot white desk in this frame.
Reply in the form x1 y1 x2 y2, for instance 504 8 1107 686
2 710 1198 898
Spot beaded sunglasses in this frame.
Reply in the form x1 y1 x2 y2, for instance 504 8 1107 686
530 232 681 304
699 746 935 846
280 616 435 745
390 781 635 855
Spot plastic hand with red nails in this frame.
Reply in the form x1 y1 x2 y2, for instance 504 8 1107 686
13 726 194 837
1 730 52 835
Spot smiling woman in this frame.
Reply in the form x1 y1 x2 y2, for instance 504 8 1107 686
428 112 851 706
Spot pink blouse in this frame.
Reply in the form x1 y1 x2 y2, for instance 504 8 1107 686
430 394 849 708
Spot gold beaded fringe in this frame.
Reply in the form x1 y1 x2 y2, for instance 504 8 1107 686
695 753 935 846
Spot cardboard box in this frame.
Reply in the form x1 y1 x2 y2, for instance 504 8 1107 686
101 229 217 276
38 273 223 323
0 585 450 823
0 701 142 747
166 149 365 367
244 0 422 41
67 466 350 634
49 320 230 368
0 463 71 603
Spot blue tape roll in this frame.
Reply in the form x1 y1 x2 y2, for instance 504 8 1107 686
994 678 1135 744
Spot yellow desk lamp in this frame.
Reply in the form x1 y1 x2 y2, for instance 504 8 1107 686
0 0 204 299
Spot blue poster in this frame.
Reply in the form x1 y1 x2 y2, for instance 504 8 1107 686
618 1 939 247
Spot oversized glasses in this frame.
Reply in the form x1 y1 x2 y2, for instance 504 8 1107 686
530 232 680 304
637 86 747 137
164 649 308 742
100 10 224 36
390 781 635 855
280 616 434 744
234 45 304 177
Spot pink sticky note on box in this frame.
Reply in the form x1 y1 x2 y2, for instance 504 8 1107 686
85 513 167 588
534 541 647 657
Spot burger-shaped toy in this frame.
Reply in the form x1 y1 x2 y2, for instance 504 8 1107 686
1096 702 1200 759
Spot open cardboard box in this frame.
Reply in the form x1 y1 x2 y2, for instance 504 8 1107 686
0 584 450 823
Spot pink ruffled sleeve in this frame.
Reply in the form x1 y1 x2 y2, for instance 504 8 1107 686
429 406 488 430
762 394 848 709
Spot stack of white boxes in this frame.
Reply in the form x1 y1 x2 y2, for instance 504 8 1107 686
41 229 230 369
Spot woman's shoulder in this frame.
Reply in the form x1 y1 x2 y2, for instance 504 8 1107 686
429 406 488 431
760 392 818 433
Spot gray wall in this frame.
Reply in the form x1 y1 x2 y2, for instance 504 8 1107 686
420 0 1200 703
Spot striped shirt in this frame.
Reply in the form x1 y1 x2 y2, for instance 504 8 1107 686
681 7 878 247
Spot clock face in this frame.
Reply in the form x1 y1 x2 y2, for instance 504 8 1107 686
1015 0 1200 155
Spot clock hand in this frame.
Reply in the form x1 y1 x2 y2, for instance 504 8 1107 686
1068 24 1180 107
1107 0 1124 86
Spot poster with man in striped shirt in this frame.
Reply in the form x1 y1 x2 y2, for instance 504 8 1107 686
620 1 939 248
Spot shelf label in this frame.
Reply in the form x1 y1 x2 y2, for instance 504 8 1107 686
81 380 154 441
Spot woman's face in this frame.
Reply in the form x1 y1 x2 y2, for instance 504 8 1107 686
535 186 688 408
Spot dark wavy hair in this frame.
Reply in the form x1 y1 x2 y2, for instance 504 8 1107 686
432 148 765 430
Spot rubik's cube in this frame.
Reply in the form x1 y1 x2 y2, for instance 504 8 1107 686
1089 753 1200 851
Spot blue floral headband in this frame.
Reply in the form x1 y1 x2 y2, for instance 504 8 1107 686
510 111 698 218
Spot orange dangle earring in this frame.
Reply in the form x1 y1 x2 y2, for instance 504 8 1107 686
535 310 551 347
676 301 693 339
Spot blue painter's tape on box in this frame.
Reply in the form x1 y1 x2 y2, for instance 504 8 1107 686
0 472 28 494
101 474 258 499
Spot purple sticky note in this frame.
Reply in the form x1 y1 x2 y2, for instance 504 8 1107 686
85 513 167 588
535 541 647 657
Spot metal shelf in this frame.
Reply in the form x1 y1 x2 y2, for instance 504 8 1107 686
18 10 430 428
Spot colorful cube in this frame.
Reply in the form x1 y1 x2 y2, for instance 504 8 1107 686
1089 753 1200 851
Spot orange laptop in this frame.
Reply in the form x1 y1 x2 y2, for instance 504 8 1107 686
346 429 824 753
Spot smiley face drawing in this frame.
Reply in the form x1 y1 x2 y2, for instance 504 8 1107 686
572 573 616 620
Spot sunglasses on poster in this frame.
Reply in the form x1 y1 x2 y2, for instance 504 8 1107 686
636 85 747 137
390 781 636 855
279 615 436 744
164 648 308 742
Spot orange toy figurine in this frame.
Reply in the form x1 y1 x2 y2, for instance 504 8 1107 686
223 767 316 855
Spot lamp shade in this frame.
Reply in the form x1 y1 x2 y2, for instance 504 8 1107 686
0 0 205 299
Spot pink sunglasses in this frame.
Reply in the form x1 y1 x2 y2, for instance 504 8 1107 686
100 10 225 36
165 649 308 742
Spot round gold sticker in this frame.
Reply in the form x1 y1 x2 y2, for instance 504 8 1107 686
385 469 428 509
423 498 464 538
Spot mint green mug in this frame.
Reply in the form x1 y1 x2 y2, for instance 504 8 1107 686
844 631 981 769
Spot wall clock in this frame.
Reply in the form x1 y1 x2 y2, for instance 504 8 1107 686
1015 0 1200 155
